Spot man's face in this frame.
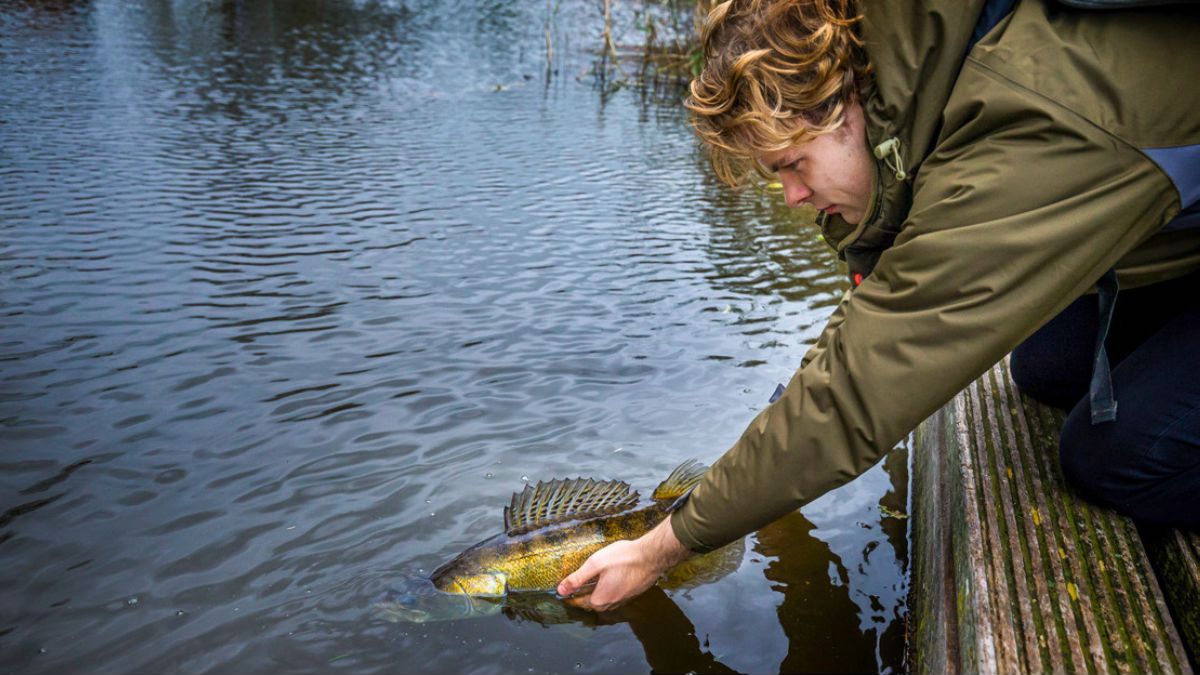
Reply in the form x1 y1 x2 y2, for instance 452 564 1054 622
755 102 874 225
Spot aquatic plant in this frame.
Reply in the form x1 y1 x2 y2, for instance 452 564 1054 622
561 0 717 92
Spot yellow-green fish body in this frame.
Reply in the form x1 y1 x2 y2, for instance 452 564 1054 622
431 460 706 597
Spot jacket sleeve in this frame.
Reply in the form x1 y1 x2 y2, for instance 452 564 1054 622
670 61 1182 553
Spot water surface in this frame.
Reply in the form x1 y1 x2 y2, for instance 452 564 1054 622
0 1 909 672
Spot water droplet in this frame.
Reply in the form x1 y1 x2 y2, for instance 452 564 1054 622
425 499 431 504
176 610 185 617
574 663 582 670
38 648 47 655
126 597 138 606
430 512 436 517
484 472 494 479
521 475 529 482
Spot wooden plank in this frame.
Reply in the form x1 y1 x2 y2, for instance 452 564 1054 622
1020 383 1113 672
912 358 1193 674
993 368 1087 672
911 403 958 674
965 373 1031 672
981 366 1062 672
1144 526 1200 669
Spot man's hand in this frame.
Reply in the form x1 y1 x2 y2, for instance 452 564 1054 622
556 517 692 612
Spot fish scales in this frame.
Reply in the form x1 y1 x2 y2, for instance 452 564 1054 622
432 504 669 593
429 461 706 597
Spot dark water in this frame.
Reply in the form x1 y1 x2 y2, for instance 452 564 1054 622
0 0 909 672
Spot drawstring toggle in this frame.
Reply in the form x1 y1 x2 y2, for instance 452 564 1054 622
873 137 908 181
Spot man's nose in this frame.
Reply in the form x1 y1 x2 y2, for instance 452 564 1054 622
781 175 812 209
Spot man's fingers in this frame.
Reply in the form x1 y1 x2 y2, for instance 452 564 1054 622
563 591 614 613
587 571 629 611
562 593 592 609
557 556 599 597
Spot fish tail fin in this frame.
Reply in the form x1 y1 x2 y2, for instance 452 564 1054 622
652 459 706 504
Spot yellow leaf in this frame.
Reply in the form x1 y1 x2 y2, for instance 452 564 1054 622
1067 582 1078 602
1031 507 1041 526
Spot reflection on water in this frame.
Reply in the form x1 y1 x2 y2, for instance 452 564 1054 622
1 0 907 672
373 583 739 674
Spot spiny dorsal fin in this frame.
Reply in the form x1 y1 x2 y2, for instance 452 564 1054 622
652 459 707 501
504 477 638 536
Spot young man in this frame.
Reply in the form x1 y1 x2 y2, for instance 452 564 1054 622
559 0 1200 611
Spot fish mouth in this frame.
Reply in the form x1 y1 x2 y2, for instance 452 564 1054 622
372 581 501 623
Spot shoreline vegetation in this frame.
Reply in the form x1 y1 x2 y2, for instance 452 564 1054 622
547 0 717 91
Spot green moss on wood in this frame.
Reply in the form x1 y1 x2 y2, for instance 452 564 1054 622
911 359 1192 675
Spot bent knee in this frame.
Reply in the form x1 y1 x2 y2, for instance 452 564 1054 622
1058 410 1170 519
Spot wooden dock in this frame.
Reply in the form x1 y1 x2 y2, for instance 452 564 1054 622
911 358 1200 674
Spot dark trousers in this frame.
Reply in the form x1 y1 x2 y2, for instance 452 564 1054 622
1010 273 1200 529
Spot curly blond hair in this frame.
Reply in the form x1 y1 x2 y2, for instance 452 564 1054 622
686 0 870 187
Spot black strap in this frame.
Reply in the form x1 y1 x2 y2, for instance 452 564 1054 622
1089 269 1120 424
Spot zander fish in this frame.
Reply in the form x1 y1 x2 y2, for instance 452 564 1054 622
437 459 706 595
379 460 739 623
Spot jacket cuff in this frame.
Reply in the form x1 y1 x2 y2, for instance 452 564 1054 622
669 503 718 554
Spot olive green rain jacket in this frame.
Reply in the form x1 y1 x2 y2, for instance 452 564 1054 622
671 0 1200 552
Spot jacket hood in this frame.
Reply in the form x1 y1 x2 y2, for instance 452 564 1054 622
818 0 989 257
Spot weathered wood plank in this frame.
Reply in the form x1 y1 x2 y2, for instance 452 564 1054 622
911 402 959 674
912 358 1193 675
966 373 1033 671
1144 526 1200 669
1020 384 1114 672
994 368 1087 672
